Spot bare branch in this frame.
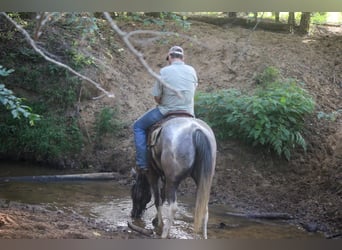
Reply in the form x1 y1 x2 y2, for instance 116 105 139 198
103 12 183 99
127 221 154 236
1 12 114 99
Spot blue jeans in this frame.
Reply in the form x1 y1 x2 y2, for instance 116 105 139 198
133 107 164 168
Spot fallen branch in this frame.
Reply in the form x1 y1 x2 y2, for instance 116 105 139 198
226 211 293 220
127 221 154 236
0 172 119 183
0 12 114 99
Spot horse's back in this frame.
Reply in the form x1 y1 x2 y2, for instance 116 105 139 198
161 117 216 151
161 117 214 137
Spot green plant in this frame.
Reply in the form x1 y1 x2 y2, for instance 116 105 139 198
0 65 14 76
68 49 94 70
94 107 123 138
0 114 83 159
165 12 191 29
317 110 341 122
0 65 41 125
196 74 315 160
43 81 78 110
0 64 81 159
255 66 280 85
311 12 328 24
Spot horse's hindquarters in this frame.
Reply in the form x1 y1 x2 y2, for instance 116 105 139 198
133 117 216 239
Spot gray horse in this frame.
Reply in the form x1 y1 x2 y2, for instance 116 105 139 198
131 116 217 239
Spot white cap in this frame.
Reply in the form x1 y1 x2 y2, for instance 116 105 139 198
168 46 184 56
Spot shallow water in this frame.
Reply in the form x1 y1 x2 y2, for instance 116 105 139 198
0 161 325 239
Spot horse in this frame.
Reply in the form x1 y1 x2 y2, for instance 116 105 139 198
131 116 216 239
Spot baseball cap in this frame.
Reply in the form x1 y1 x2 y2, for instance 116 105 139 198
168 46 184 55
166 46 184 60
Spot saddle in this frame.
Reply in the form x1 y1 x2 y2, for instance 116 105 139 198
147 110 194 147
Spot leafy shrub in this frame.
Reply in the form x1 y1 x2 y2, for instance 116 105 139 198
0 65 41 125
195 76 315 160
67 49 94 70
0 114 83 160
43 80 79 110
0 65 14 76
94 107 123 138
311 12 328 24
255 66 280 85
0 64 81 161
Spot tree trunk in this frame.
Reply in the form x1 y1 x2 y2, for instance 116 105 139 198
253 12 258 22
288 12 295 33
299 12 311 34
274 12 280 22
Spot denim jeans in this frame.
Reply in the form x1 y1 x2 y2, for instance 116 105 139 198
133 107 164 167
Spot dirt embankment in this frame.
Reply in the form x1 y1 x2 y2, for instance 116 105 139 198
0 18 341 239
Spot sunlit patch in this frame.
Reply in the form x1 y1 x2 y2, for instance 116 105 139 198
326 12 342 24
302 39 316 44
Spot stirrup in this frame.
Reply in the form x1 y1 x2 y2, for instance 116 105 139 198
136 166 149 175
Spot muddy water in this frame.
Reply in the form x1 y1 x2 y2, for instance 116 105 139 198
0 161 324 239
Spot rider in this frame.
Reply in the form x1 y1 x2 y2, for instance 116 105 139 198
133 45 198 174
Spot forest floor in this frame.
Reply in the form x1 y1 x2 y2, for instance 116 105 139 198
0 17 341 239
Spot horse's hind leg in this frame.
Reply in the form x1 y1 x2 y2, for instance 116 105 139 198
146 172 164 228
161 182 178 239
161 201 177 238
203 205 209 239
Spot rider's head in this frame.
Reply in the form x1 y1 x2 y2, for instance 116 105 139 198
166 46 184 61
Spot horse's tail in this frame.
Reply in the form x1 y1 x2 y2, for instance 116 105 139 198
192 128 215 233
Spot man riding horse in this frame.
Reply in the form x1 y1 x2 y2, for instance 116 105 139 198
131 46 216 239
133 46 198 174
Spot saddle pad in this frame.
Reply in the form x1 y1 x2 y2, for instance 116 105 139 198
148 126 163 147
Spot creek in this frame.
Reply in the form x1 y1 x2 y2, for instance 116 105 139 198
0 161 325 239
